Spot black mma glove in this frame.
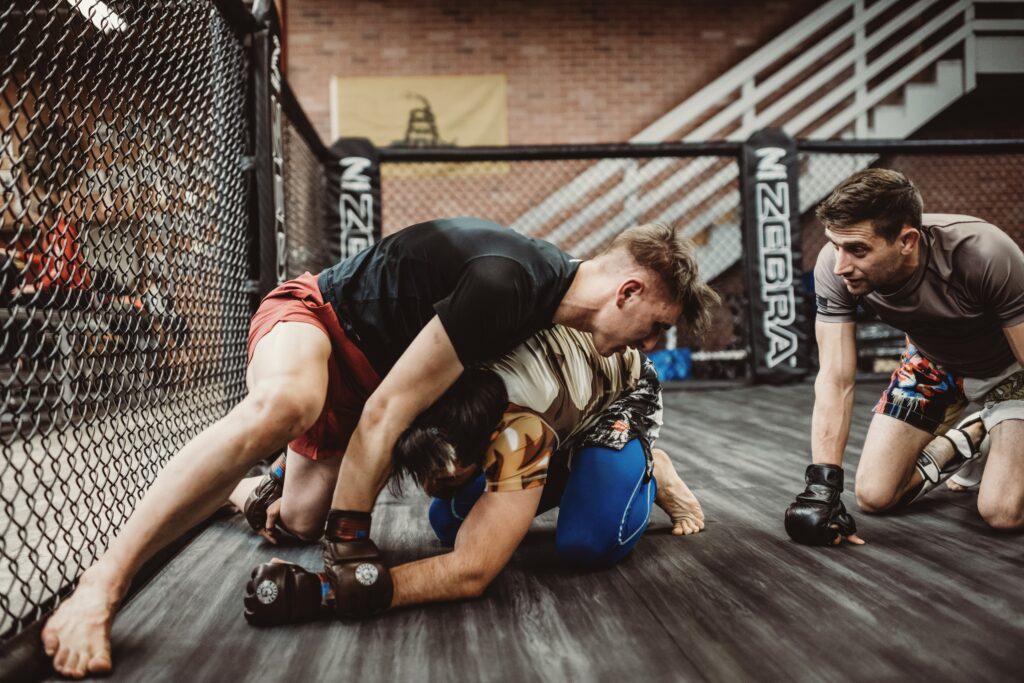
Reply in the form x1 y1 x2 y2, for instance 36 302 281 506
244 562 330 626
784 464 857 546
321 510 393 619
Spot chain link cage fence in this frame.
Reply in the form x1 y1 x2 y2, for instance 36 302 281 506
3 0 1022 653
0 0 254 644
798 145 1024 374
379 146 752 380
280 107 333 280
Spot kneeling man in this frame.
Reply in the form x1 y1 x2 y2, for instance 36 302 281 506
243 325 705 624
786 169 1024 546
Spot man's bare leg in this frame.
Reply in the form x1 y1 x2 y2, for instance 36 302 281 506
855 414 935 513
276 450 343 539
977 420 1024 530
228 447 343 542
41 322 331 678
856 413 985 512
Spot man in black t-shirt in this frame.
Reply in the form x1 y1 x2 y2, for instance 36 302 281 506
43 218 720 678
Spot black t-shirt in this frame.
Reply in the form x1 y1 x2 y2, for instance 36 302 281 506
318 217 580 376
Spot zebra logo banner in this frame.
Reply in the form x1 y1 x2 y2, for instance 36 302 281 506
327 137 382 261
741 129 808 383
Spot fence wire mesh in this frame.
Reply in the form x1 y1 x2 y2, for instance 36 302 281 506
1 0 1020 648
0 0 251 642
381 155 750 379
281 115 332 279
799 151 1024 372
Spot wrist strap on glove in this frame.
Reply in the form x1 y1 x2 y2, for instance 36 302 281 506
322 537 393 619
325 509 371 542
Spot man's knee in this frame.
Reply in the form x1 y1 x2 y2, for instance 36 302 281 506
278 500 326 541
555 530 626 571
246 381 322 441
978 496 1024 531
854 477 901 514
427 475 486 547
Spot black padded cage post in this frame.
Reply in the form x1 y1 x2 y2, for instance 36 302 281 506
252 0 340 289
250 2 286 297
739 128 808 384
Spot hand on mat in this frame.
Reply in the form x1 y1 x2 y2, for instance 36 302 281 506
258 498 283 544
244 559 330 626
830 528 865 546
651 448 705 535
786 464 865 547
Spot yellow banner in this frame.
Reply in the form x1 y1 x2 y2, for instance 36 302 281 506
331 74 508 178
331 74 507 148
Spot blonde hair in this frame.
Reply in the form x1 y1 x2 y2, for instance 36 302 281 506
605 223 721 337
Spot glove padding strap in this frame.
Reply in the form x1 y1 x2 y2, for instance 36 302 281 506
244 562 330 626
784 464 857 546
323 538 394 619
243 453 286 533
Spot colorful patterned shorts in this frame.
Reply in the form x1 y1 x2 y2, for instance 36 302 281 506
874 342 968 434
874 340 1024 434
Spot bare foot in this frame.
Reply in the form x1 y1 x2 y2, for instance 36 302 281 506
651 448 705 535
41 566 126 678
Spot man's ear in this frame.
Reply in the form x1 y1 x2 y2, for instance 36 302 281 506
616 278 644 306
899 225 920 255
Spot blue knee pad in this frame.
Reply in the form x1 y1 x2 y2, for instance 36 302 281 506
428 473 487 547
555 439 656 570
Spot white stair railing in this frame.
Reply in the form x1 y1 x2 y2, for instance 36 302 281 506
513 0 1024 270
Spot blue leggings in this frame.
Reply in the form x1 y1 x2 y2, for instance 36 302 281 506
427 438 656 571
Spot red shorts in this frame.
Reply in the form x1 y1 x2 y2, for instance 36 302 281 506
247 272 381 460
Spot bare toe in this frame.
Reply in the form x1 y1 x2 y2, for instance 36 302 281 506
88 648 113 675
41 621 60 656
44 574 121 677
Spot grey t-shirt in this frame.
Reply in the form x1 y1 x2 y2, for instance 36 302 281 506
814 213 1024 378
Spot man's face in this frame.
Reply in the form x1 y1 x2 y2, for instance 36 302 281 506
826 221 917 296
590 278 681 356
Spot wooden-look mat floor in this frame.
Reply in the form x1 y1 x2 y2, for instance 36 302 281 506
48 381 1023 682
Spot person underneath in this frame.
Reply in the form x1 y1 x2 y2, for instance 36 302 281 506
43 217 714 678
242 325 706 626
785 169 1024 547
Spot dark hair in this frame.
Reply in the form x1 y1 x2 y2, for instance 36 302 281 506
816 168 923 241
390 368 508 495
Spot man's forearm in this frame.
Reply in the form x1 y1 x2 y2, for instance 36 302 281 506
810 374 855 465
329 317 466 514
388 488 540 608
390 552 486 608
331 407 399 511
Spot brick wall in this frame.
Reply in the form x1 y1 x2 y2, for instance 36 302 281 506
801 75 1024 271
284 0 820 145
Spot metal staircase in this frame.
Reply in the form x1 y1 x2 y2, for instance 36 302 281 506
511 0 1024 281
